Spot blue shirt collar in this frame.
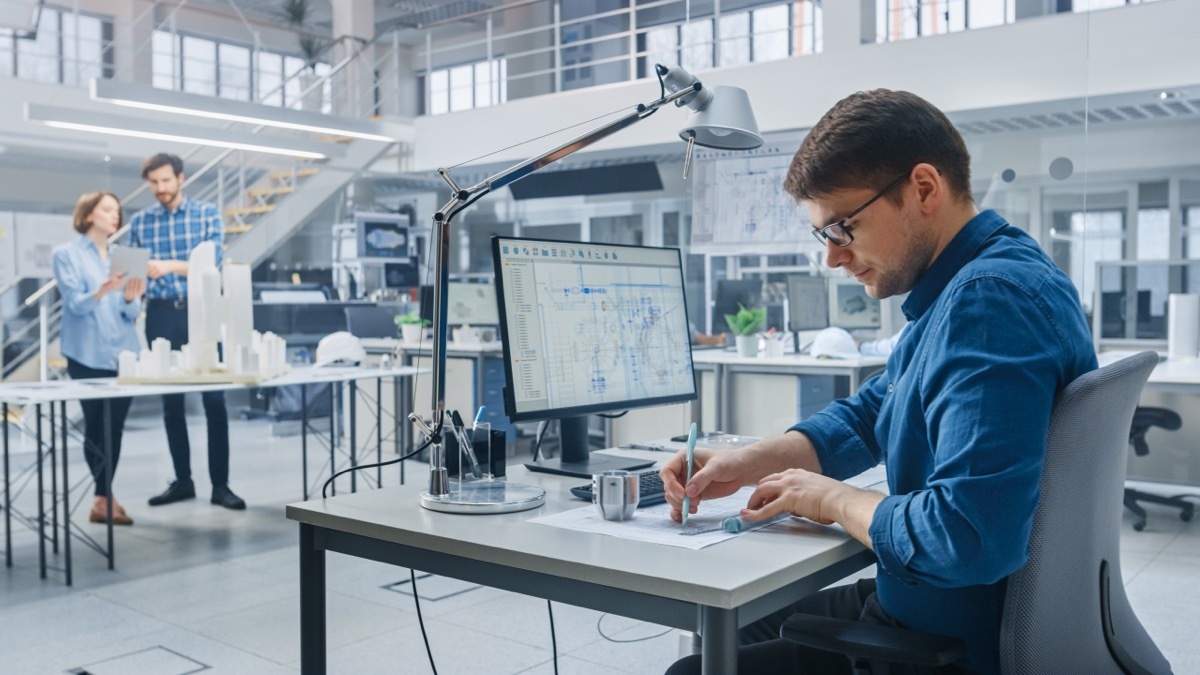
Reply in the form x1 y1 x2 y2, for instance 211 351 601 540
902 209 1008 322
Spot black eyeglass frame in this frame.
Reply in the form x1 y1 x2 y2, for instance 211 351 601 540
810 172 911 248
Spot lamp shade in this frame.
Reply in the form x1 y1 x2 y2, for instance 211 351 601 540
680 86 763 150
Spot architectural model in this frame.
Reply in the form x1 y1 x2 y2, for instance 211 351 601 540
117 241 288 384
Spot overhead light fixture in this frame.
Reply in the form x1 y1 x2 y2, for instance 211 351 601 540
91 79 395 142
25 103 343 159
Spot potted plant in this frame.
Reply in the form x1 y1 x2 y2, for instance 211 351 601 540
724 304 766 357
279 0 327 111
395 311 429 343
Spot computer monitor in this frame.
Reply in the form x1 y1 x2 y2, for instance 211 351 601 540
447 282 499 325
828 277 881 329
712 279 764 334
354 212 411 260
492 235 697 478
383 258 419 288
786 276 829 332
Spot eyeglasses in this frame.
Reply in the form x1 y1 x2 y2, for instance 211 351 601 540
810 172 910 248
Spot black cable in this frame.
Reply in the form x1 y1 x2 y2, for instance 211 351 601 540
596 410 628 419
532 419 551 461
411 569 438 675
547 600 559 675
320 437 429 498
596 613 674 643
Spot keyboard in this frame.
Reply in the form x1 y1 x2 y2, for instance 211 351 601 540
570 469 666 507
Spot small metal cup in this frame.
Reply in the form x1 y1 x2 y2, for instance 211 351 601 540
593 470 639 521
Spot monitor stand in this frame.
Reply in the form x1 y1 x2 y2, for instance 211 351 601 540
525 416 654 479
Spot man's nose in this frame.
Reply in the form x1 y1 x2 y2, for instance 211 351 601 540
824 241 850 269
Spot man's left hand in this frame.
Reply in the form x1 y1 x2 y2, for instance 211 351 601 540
740 469 885 548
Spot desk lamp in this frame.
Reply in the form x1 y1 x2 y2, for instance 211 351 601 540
414 64 762 514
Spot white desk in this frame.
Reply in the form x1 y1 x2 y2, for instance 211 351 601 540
287 459 878 675
0 365 425 584
691 351 887 433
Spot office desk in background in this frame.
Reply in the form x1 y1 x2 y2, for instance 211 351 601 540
0 365 425 585
691 351 887 435
288 457 879 675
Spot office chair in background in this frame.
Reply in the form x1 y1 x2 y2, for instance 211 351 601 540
779 352 1172 674
1125 407 1195 532
344 305 400 339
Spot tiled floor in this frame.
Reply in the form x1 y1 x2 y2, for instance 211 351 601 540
3 409 1198 674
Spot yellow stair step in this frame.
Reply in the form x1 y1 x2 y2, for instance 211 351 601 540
248 186 295 198
226 224 253 234
269 167 319 181
225 205 275 217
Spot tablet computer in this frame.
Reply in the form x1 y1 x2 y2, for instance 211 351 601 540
110 246 150 281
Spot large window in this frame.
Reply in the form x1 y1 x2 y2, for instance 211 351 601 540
425 57 507 116
877 0 1166 43
640 1 821 79
0 6 112 84
1052 209 1125 313
152 30 330 111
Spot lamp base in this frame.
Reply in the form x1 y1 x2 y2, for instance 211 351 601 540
419 480 546 514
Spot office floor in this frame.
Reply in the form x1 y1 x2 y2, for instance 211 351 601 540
2 408 1199 674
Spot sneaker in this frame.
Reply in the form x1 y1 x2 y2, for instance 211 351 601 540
211 485 246 510
148 479 196 506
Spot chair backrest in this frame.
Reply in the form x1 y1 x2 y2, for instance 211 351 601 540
1000 351 1171 674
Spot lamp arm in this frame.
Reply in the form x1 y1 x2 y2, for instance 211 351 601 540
433 82 700 224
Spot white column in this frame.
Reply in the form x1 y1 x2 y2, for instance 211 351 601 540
331 1 375 117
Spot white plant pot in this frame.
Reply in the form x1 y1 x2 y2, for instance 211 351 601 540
401 324 424 343
735 335 759 358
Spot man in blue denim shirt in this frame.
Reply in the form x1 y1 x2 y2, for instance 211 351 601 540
664 90 1096 674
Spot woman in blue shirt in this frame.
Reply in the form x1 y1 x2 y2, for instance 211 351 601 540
52 191 146 525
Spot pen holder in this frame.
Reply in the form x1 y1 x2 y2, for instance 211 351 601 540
445 426 507 480
763 337 785 358
593 470 639 521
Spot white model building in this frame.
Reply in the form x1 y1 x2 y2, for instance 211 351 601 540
117 242 287 382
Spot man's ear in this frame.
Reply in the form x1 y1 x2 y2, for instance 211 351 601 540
910 163 943 215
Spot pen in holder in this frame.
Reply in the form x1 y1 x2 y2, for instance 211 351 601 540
445 423 507 480
593 470 639 521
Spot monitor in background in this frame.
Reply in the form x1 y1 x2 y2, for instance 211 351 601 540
354 212 411 260
787 276 829 332
344 305 400 339
418 284 434 324
828 277 881 329
383 258 420 288
712 279 764 334
492 235 697 478
447 282 499 325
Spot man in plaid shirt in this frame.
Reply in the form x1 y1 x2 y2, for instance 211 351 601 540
128 153 245 511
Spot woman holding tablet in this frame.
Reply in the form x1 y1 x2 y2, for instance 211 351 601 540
51 191 146 525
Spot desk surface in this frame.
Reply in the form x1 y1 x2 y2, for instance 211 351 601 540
286 463 871 612
0 365 427 405
691 350 887 369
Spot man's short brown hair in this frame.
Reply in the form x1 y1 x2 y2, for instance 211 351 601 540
72 191 122 234
141 153 184 179
784 89 972 205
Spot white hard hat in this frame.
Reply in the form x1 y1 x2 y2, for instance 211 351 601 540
314 331 366 367
811 327 861 360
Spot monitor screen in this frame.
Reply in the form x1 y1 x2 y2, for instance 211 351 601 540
828 277 881 329
712 279 764 333
492 235 696 477
447 282 499 325
787 276 829 332
383 259 419 288
354 212 410 260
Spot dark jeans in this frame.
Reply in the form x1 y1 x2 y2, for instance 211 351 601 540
145 301 230 487
666 578 962 675
65 358 132 497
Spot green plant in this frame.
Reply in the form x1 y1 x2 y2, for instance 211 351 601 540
395 311 430 327
279 0 326 72
723 304 766 336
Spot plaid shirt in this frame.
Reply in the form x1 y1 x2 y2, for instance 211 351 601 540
127 196 223 301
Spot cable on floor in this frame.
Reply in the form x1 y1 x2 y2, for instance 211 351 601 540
547 600 559 675
596 613 674 643
411 569 438 675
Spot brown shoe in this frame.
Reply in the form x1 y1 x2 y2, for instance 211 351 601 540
89 507 133 525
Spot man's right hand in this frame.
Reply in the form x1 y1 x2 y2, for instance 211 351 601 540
660 449 756 522
146 260 169 279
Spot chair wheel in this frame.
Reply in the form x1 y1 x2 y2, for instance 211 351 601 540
1133 520 1146 532
1182 510 1193 523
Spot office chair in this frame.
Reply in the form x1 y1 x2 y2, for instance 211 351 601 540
780 351 1172 674
344 305 400 339
1125 407 1194 532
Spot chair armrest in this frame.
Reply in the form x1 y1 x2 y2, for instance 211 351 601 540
780 613 965 668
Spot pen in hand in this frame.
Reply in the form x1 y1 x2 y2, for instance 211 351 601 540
681 422 698 526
